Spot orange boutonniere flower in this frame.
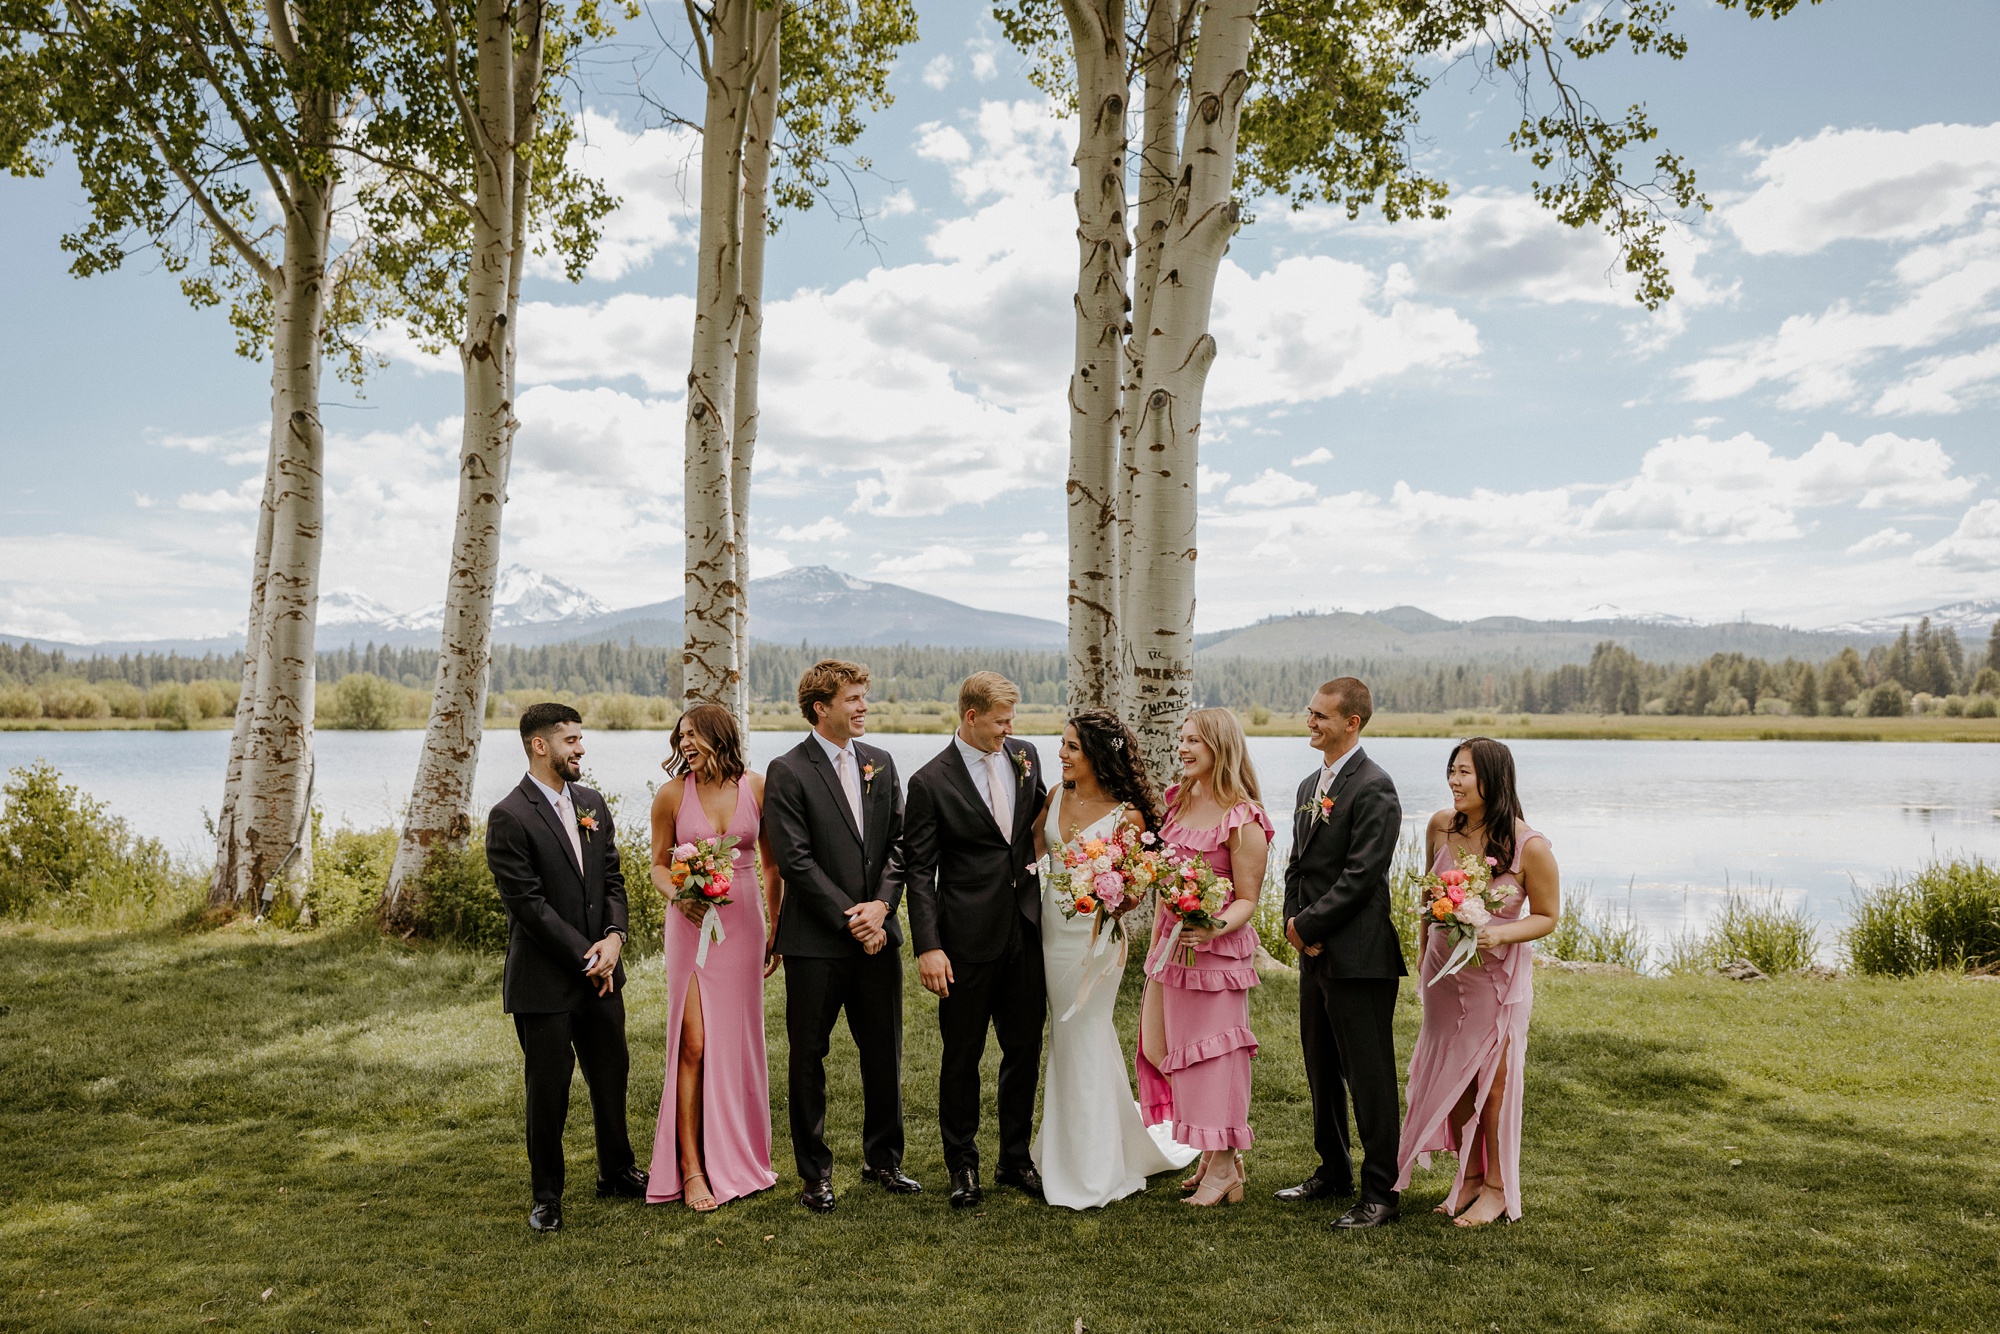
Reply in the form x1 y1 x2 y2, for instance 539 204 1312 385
861 761 878 791
1010 747 1032 784
576 809 599 842
1299 793 1335 825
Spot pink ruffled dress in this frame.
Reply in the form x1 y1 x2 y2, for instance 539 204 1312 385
1393 830 1548 1220
1136 789 1274 1152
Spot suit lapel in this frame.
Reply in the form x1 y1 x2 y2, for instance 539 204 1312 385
805 739 865 845
1292 774 1316 852
523 777 585 883
1299 750 1367 852
1006 740 1038 844
941 742 1007 841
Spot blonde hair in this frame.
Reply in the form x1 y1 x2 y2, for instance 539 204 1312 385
1181 707 1263 813
957 671 1020 718
797 658 870 725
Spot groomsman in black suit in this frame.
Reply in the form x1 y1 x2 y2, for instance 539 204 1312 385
765 659 917 1212
1278 677 1408 1229
485 702 647 1233
902 672 1050 1208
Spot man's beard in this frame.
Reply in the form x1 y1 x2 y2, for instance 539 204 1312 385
554 753 583 783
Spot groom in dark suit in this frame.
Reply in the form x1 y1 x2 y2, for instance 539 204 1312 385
485 702 647 1233
902 671 1050 1208
1279 677 1407 1229
764 658 917 1212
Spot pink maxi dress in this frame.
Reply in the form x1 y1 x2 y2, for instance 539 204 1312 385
1393 830 1549 1220
645 779 779 1206
1136 789 1275 1152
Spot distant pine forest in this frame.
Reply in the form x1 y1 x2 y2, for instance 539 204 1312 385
3 618 1997 728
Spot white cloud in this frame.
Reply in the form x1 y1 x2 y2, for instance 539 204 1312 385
1848 527 1915 555
872 545 975 575
177 479 262 513
877 189 917 218
1197 466 1232 495
1725 123 2000 256
921 55 955 90
1872 342 2000 415
542 111 700 282
1226 470 1318 508
775 517 852 542
1291 447 1333 466
1916 499 2000 571
155 423 266 467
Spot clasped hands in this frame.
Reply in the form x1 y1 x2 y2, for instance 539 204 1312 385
843 898 889 954
1283 917 1324 959
581 932 623 996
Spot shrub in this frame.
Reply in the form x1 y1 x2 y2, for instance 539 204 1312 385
1665 888 1820 975
0 686 43 719
1250 866 1293 966
410 838 511 950
1542 887 1652 971
1248 704 1272 726
186 679 232 720
307 820 397 929
146 682 192 728
39 683 110 720
1844 857 2000 976
1969 695 1998 719
99 680 145 719
587 692 647 731
0 761 200 923
326 673 400 730
1974 666 2000 697
1390 834 1426 968
1864 682 1910 717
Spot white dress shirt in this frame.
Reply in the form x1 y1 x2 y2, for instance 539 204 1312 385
529 771 585 868
812 729 866 834
953 732 1013 832
1316 743 1359 798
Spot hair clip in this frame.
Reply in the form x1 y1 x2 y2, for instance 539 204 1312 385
1111 737 1125 750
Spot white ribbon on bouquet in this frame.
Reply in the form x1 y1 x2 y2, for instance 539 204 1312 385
1060 916 1126 1022
695 904 727 969
1426 931 1482 987
1147 917 1185 980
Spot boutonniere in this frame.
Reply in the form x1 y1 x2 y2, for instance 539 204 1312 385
861 760 878 792
1010 747 1032 784
576 807 599 842
1299 792 1335 826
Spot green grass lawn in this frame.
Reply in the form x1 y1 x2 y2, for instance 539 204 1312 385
3 925 1997 1332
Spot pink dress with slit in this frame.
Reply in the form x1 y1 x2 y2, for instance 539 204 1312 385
1393 830 1548 1220
645 778 778 1205
1136 789 1274 1152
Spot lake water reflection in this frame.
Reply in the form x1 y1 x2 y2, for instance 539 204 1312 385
4 728 1996 952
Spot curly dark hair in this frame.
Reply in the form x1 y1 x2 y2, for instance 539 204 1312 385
1064 708 1163 833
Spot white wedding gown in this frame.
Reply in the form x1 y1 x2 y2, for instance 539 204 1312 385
1031 790 1197 1209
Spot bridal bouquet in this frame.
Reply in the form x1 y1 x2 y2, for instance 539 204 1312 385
1416 846 1504 986
1037 827 1170 1019
1148 852 1233 976
664 834 739 967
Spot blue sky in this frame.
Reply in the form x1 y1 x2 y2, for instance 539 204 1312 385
3 0 1998 643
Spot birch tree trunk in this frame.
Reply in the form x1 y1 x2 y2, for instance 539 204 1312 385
1059 0 1128 716
681 0 754 708
209 450 276 905
1117 0 1191 700
728 9 778 728
230 161 334 913
385 0 529 913
1122 0 1258 783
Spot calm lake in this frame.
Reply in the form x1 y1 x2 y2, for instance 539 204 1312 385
5 729 1997 955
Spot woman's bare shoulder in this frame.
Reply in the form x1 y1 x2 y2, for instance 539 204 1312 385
653 776 684 811
1426 808 1454 832
746 770 765 799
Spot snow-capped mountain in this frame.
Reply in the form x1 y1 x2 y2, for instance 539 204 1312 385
318 589 404 629
1821 600 2000 637
1578 604 1704 628
319 566 611 642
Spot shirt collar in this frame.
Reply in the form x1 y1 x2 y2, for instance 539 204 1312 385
528 772 568 807
953 731 1000 771
1319 744 1359 786
811 729 855 766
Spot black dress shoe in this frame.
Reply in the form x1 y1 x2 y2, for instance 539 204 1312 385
527 1202 562 1233
1273 1173 1349 1203
1331 1200 1401 1229
860 1165 923 1195
800 1178 836 1213
993 1164 1045 1200
596 1165 649 1199
948 1167 983 1209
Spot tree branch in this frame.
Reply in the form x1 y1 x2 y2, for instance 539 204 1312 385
161 9 296 216
142 116 281 291
263 0 301 67
684 0 712 81
430 0 503 179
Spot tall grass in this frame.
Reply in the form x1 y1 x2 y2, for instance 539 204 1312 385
1542 886 1653 971
1665 888 1821 976
0 761 204 925
1844 856 2000 976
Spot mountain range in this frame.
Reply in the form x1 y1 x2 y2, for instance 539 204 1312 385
6 564 1992 664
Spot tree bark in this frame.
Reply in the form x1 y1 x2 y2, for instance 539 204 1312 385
229 160 334 913
209 444 277 906
1123 0 1257 784
682 0 754 709
385 0 528 913
1059 0 1128 717
729 7 778 728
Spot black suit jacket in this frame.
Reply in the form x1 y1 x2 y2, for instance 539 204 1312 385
902 737 1047 962
766 735 906 958
486 775 629 1013
1282 748 1407 979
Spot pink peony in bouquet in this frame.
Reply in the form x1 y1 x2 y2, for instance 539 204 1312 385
663 834 739 966
1149 850 1233 975
1415 846 1505 985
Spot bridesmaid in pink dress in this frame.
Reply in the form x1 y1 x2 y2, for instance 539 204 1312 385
1138 708 1273 1207
645 704 784 1211
1395 737 1560 1227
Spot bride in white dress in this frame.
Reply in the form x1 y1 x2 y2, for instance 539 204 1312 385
1031 710 1197 1210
